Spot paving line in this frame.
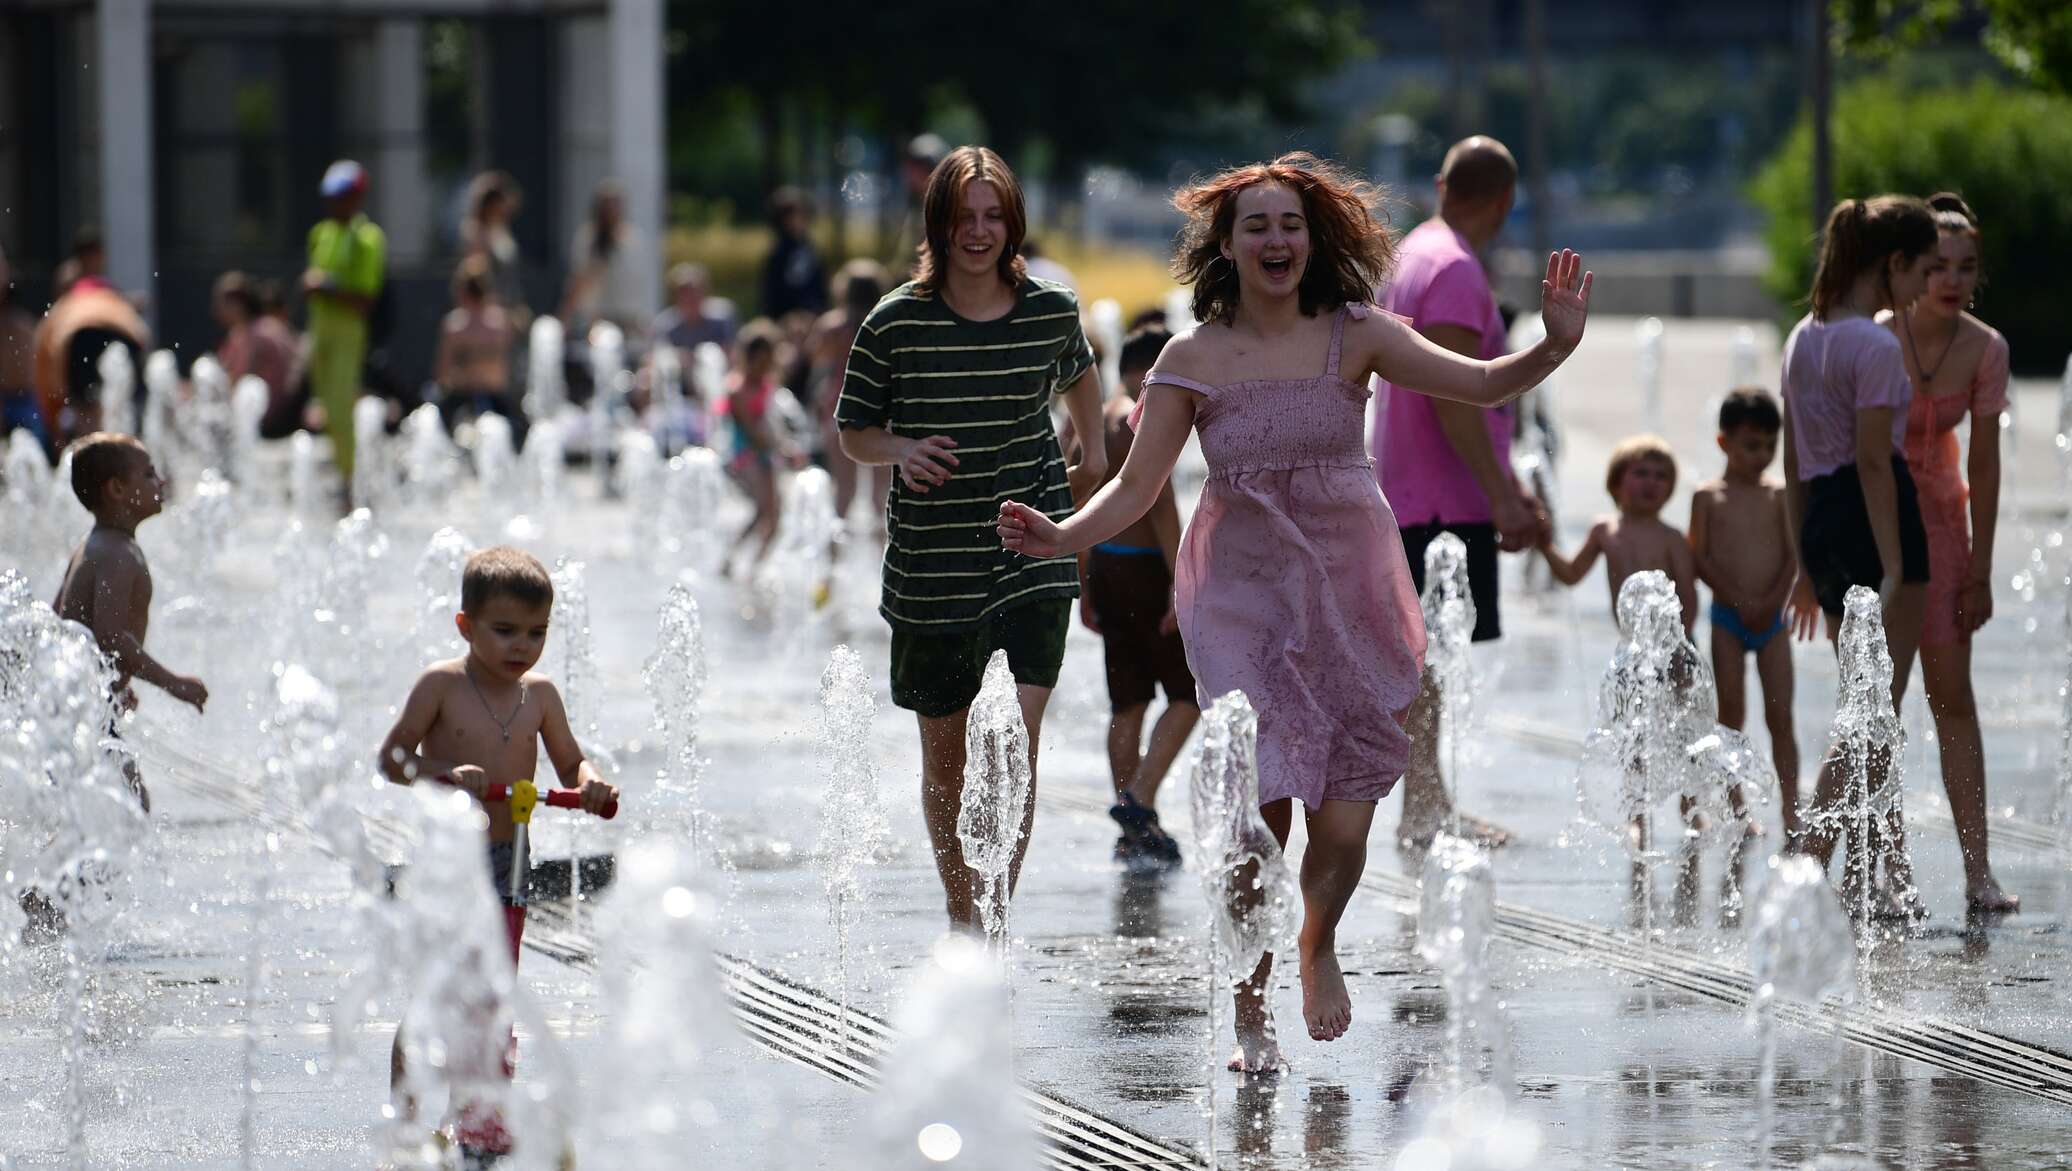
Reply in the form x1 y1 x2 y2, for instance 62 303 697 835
138 732 1208 1171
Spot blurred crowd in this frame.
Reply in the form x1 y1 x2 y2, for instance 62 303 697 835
0 135 1089 528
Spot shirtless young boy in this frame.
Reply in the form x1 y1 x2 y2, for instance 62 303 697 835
52 432 211 813
1536 435 1697 634
1689 390 1811 835
374 545 617 1148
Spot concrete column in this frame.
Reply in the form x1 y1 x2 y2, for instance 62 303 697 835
373 19 432 265
607 0 664 315
96 0 154 320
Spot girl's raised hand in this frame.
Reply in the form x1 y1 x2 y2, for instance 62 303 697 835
1540 249 1593 351
996 500 1064 559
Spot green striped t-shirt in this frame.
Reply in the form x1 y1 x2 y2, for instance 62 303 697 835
837 278 1095 632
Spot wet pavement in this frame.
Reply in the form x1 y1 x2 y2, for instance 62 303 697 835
3 316 2070 1168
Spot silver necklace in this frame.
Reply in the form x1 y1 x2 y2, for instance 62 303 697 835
464 662 527 742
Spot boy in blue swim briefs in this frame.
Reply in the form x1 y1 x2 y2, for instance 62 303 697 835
1688 389 1808 836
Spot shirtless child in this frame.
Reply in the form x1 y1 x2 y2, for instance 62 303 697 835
1542 435 1759 920
52 433 211 813
1536 434 1696 633
374 545 617 1154
1070 324 1197 871
1689 389 1809 835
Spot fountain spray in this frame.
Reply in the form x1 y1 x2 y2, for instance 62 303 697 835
815 644 889 1051
1421 533 1477 836
1187 692 1299 1169
956 652 1032 955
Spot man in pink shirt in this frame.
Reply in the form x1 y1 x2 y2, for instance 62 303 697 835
1375 136 1544 847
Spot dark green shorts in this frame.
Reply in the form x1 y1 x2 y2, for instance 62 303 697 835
889 599 1072 718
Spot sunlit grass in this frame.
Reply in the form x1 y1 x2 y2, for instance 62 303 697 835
662 222 1176 323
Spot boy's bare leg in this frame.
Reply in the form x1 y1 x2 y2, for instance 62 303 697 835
1230 798 1293 1072
389 1031 418 1126
917 712 979 929
1127 700 1200 809
1753 634 1799 837
914 683 1050 930
1008 683 1050 896
1107 702 1148 795
1711 628 1747 733
1297 799 1372 1042
1672 794 1701 928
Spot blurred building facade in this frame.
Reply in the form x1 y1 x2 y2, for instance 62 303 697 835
0 0 663 383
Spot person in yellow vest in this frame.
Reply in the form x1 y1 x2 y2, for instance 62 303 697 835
303 160 385 487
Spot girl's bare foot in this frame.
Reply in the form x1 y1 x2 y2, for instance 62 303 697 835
1228 988 1283 1072
1298 939 1352 1041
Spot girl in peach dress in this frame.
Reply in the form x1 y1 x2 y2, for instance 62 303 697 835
1886 192 2018 913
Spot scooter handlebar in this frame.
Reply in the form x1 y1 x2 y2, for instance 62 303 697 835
480 782 619 820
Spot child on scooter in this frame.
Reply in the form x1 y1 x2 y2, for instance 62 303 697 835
375 545 617 1160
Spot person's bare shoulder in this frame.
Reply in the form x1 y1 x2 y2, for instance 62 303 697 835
522 672 563 707
78 529 148 577
524 674 569 732
1146 328 1221 385
410 656 468 712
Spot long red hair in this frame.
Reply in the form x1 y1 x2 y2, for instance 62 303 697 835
1173 152 1394 326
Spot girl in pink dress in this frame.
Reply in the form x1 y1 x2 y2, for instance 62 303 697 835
997 153 1592 1069
1885 193 2018 913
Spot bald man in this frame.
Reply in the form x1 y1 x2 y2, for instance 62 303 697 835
1373 135 1544 848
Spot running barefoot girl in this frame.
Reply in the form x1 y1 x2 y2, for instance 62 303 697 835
1883 193 2018 913
997 153 1592 1067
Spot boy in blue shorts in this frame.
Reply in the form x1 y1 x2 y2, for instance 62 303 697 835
1689 389 1805 835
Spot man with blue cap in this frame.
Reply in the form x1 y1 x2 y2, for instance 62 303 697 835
303 159 385 493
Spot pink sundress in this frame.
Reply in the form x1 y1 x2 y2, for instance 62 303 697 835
1136 305 1427 810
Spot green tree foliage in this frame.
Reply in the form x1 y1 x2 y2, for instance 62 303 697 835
1750 78 2072 373
1835 0 2072 94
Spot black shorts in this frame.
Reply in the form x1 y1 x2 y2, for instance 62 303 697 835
1086 548 1198 713
890 599 1072 718
1400 522 1501 642
1799 455 1932 618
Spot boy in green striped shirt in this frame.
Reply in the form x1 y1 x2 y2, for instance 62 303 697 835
837 146 1107 930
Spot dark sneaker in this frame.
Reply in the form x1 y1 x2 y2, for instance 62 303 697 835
1110 793 1182 871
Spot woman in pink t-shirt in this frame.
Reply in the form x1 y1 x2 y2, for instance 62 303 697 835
1881 194 2018 913
1780 194 1937 913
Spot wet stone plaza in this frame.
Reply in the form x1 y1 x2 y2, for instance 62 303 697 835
4 318 2072 1169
